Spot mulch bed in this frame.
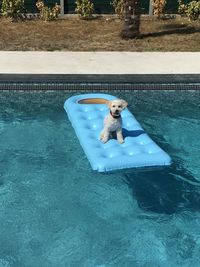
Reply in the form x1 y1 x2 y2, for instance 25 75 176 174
0 16 200 51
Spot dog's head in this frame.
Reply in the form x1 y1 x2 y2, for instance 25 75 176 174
107 99 128 116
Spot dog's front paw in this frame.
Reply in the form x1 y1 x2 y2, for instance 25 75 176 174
101 137 108 143
118 138 124 144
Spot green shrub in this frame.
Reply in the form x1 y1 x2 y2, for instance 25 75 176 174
36 0 61 22
1 0 25 20
75 0 94 19
178 0 200 20
110 0 124 19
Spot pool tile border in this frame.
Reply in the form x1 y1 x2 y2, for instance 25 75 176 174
0 74 200 90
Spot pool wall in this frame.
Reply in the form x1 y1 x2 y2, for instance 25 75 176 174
0 74 200 91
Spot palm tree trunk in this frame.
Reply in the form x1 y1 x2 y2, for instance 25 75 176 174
120 0 141 39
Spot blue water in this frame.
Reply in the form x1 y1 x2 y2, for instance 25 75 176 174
0 90 200 267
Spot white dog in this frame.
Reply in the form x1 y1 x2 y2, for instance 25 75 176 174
100 99 128 144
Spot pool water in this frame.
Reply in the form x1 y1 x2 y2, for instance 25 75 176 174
0 90 200 267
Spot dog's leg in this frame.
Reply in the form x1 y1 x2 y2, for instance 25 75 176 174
116 129 124 144
99 129 105 140
100 129 110 143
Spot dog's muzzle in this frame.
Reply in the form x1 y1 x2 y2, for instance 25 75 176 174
110 111 121 118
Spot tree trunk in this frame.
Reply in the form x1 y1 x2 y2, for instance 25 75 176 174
120 0 141 39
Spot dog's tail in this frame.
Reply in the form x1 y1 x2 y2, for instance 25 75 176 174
78 98 108 104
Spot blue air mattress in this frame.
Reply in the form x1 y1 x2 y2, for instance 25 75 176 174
64 93 171 172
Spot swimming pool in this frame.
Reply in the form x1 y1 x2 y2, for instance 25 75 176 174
0 90 200 267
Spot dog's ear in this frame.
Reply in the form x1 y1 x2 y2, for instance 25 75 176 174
106 100 112 109
121 100 128 110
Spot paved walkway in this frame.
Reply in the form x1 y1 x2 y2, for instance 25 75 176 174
0 52 200 74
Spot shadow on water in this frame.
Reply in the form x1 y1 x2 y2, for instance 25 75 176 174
0 175 3 186
124 135 200 215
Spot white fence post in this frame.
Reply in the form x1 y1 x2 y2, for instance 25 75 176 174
149 0 153 16
60 0 64 16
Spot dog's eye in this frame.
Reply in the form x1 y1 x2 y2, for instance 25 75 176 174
118 105 122 108
112 105 115 108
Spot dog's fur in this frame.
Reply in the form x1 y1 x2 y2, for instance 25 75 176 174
100 99 128 144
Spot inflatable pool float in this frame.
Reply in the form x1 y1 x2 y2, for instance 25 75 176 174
64 93 171 172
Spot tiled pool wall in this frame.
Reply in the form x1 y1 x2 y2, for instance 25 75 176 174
1 82 200 91
0 74 200 91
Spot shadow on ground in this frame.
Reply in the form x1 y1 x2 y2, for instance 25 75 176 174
141 25 200 38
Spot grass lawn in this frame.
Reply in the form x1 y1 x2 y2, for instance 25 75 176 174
0 16 200 51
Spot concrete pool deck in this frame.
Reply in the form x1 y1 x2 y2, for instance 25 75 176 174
0 52 200 88
0 51 200 75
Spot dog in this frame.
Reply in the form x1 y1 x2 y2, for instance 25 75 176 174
100 99 128 144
